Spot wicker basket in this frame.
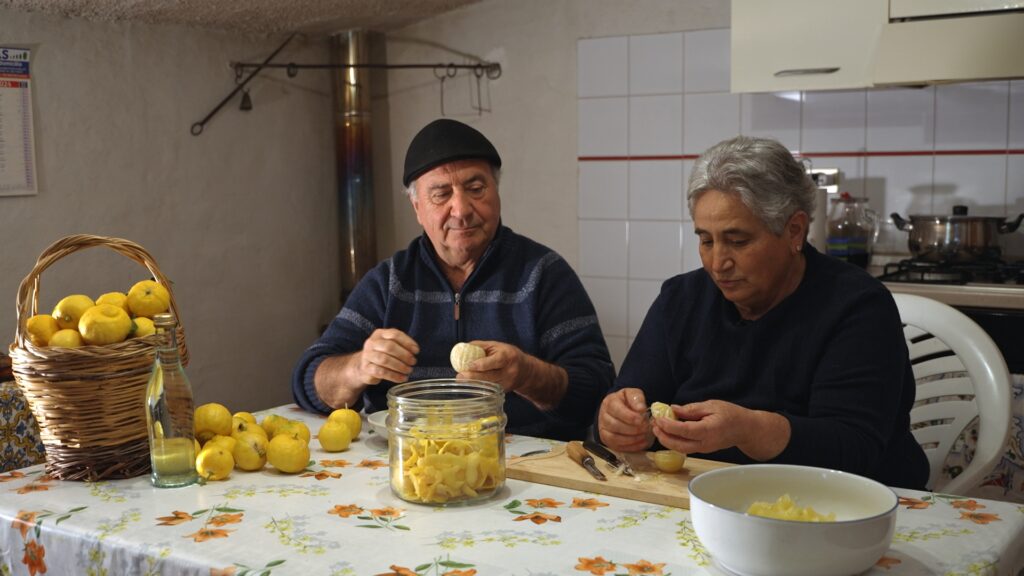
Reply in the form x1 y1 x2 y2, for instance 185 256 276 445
8 234 188 481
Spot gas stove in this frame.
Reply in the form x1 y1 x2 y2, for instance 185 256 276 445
878 258 1024 286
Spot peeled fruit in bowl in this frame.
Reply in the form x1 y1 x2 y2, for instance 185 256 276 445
95 291 130 314
52 294 95 330
132 317 156 338
127 279 170 318
25 314 59 347
328 407 362 439
267 433 310 474
48 328 83 348
232 431 269 471
79 304 133 345
194 403 233 444
196 446 234 481
277 420 311 444
318 420 352 452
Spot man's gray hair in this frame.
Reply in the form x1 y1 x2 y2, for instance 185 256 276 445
404 165 502 199
686 136 816 235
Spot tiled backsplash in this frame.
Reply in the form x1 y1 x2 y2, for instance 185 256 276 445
577 28 1024 370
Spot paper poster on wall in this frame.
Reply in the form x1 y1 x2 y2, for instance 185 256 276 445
0 47 37 197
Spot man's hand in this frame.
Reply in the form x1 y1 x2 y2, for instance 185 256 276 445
351 328 420 385
597 388 653 452
652 399 790 461
459 340 568 411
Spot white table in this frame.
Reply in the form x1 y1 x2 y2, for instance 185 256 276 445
2 404 1023 575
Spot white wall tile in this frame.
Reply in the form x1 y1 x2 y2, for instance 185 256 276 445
604 335 630 373
579 162 628 219
628 279 663 337
802 90 866 152
628 221 683 280
864 155 935 221
935 82 1010 150
684 28 730 93
578 37 628 97
933 155 1008 216
684 92 740 154
629 33 683 95
1005 156 1024 258
579 97 628 156
628 160 683 220
579 220 628 277
682 159 696 220
629 95 683 155
741 92 801 151
1010 80 1024 149
809 155 866 198
580 276 628 337
867 87 935 151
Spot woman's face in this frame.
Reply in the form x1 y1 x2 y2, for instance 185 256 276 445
692 189 807 320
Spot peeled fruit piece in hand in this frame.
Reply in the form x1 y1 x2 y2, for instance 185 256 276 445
649 402 676 421
127 279 171 318
48 328 83 348
194 403 233 444
26 314 59 347
267 433 310 474
52 294 95 330
650 450 687 473
79 304 133 345
450 342 486 372
232 431 268 471
95 291 130 314
328 407 361 439
196 446 234 481
277 420 311 444
318 420 352 452
132 317 156 338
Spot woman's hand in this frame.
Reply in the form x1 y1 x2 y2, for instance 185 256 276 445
597 388 654 452
652 399 790 461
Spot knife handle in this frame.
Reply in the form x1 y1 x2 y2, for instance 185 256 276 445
566 441 589 466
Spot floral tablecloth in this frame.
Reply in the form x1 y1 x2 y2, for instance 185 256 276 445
2 404 1023 576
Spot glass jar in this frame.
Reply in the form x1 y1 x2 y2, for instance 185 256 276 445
387 379 506 506
827 193 879 268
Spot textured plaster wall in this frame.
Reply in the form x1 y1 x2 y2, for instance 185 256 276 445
0 9 339 412
376 0 728 263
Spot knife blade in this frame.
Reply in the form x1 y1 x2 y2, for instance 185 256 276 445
566 441 606 481
583 440 635 476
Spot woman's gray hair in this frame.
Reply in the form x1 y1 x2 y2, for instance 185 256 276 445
405 165 502 199
686 136 816 236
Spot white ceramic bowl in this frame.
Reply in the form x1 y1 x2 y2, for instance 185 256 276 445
367 410 388 439
688 464 897 576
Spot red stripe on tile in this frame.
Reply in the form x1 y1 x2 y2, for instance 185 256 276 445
578 149 1024 161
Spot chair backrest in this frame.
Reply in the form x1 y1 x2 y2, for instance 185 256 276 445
893 293 1012 494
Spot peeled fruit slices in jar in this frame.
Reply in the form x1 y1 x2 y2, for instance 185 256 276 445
649 402 676 420
650 450 686 473
450 342 485 372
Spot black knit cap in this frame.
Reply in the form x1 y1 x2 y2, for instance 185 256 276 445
402 118 502 187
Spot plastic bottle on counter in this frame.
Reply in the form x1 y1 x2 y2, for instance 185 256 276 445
827 192 878 268
145 312 198 488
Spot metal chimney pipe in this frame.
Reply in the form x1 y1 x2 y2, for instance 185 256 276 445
331 30 377 305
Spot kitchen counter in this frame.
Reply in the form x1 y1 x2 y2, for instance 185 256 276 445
883 281 1024 310
2 404 1023 575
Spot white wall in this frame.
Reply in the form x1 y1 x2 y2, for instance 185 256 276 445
375 0 729 261
0 9 340 412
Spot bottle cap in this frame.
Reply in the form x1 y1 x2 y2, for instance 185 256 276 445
152 312 176 327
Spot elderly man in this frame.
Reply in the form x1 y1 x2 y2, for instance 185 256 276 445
292 118 614 440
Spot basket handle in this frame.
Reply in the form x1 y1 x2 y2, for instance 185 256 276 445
14 234 186 349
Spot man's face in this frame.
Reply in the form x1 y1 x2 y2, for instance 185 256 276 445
692 189 805 319
410 159 501 269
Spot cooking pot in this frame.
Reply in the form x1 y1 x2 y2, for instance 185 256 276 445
891 206 1023 262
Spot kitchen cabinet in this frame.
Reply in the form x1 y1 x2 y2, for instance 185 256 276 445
732 0 1024 92
731 0 888 92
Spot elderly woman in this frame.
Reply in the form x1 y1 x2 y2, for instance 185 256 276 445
597 136 928 489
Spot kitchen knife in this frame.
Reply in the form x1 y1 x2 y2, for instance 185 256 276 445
566 441 606 481
583 440 635 476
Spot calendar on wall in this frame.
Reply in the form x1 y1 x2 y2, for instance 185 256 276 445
0 47 37 197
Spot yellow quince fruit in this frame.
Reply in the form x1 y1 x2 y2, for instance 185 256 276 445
95 291 130 314
328 407 362 439
267 433 310 474
48 328 83 348
132 317 156 338
195 446 234 481
25 314 59 347
52 294 95 330
194 402 233 444
79 304 133 345
127 280 170 318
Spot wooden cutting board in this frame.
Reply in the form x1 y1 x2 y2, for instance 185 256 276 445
506 445 733 509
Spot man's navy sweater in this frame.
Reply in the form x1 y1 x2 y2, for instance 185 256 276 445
292 225 615 441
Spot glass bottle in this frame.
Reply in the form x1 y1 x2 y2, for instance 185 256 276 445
146 312 198 488
827 192 878 268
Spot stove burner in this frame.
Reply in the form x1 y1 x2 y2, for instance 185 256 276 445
879 258 1024 285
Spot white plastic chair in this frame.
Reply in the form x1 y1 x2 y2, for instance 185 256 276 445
893 293 1012 494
